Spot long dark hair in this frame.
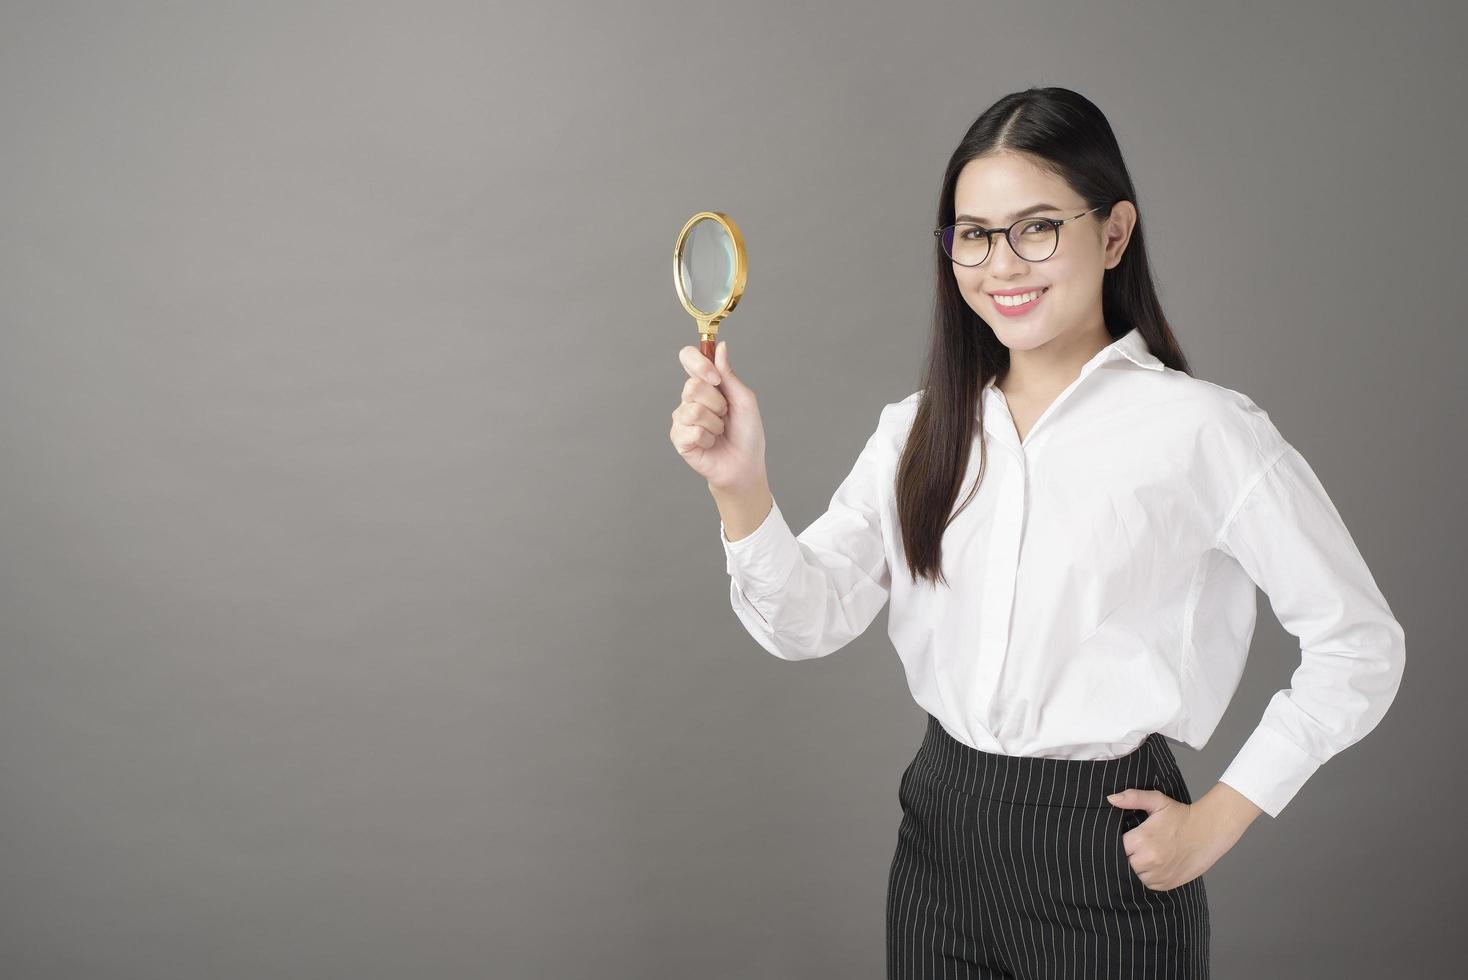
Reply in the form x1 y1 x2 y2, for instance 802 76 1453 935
898 86 1193 587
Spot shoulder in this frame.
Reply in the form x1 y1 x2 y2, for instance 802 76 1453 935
872 388 923 426
858 389 923 461
1159 370 1293 469
882 389 924 436
888 388 923 415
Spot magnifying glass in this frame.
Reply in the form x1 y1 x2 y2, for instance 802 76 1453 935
673 211 747 370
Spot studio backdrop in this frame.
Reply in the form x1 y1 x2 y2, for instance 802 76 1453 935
0 2 1461 978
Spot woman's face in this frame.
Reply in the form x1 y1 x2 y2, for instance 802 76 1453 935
950 151 1133 357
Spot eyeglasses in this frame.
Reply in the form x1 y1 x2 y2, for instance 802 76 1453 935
934 205 1109 267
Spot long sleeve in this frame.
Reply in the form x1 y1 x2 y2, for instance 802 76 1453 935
718 410 893 662
1213 443 1406 818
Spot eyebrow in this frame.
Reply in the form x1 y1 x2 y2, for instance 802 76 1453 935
954 202 1064 224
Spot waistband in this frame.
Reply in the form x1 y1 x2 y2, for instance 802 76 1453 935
912 713 1184 808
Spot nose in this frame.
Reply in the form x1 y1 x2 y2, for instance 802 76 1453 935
984 231 1029 279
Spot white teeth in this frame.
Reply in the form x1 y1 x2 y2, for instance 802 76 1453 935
993 289 1044 307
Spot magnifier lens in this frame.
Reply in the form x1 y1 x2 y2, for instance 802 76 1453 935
679 218 736 315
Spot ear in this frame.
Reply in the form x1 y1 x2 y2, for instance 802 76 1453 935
1102 200 1138 270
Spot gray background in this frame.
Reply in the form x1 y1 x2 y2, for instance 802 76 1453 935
0 1 1461 977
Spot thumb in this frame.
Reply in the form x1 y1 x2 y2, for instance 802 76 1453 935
1107 788 1166 812
713 340 743 391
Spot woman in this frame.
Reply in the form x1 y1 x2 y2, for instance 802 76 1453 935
668 86 1405 979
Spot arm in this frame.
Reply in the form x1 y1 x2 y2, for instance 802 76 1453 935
710 482 775 543
714 407 894 662
1212 444 1407 818
1191 781 1264 852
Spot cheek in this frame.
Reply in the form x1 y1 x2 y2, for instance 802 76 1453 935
1050 256 1103 295
952 272 985 306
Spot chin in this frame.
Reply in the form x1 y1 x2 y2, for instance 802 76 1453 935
989 322 1062 351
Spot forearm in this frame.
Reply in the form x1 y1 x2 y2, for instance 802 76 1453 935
1194 781 1265 853
710 480 774 542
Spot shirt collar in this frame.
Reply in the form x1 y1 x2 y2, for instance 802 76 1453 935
1113 325 1165 371
983 327 1163 391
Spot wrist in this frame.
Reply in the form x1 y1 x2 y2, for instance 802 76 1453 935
709 480 774 543
707 475 770 498
1196 782 1264 840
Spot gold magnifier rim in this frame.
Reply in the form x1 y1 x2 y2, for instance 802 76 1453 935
672 210 747 329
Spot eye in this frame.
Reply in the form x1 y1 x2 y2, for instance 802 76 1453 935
1017 220 1050 235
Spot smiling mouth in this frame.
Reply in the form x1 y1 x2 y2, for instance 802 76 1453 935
989 287 1049 315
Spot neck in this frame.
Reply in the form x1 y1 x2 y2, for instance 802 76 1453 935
998 323 1114 397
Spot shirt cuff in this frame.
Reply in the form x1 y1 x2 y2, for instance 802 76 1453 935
1217 723 1324 818
720 496 801 600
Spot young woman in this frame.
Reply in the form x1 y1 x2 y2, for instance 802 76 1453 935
669 86 1405 979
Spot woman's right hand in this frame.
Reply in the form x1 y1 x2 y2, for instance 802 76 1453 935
670 340 769 492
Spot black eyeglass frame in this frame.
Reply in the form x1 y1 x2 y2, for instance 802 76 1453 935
934 204 1110 267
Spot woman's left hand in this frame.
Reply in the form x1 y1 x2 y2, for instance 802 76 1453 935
1105 788 1236 891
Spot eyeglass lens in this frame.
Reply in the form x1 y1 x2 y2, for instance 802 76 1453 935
940 219 1057 266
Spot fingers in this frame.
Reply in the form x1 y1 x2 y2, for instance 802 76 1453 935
679 345 723 386
713 339 732 381
678 347 728 416
671 421 716 453
671 397 726 436
669 410 718 452
671 345 732 458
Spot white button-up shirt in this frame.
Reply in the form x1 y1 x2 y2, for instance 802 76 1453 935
718 326 1405 818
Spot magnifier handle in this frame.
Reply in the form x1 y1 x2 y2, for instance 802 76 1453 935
699 337 717 362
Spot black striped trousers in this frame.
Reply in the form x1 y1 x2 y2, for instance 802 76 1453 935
887 714 1210 979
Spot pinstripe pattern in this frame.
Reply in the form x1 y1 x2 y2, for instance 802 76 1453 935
887 714 1210 978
